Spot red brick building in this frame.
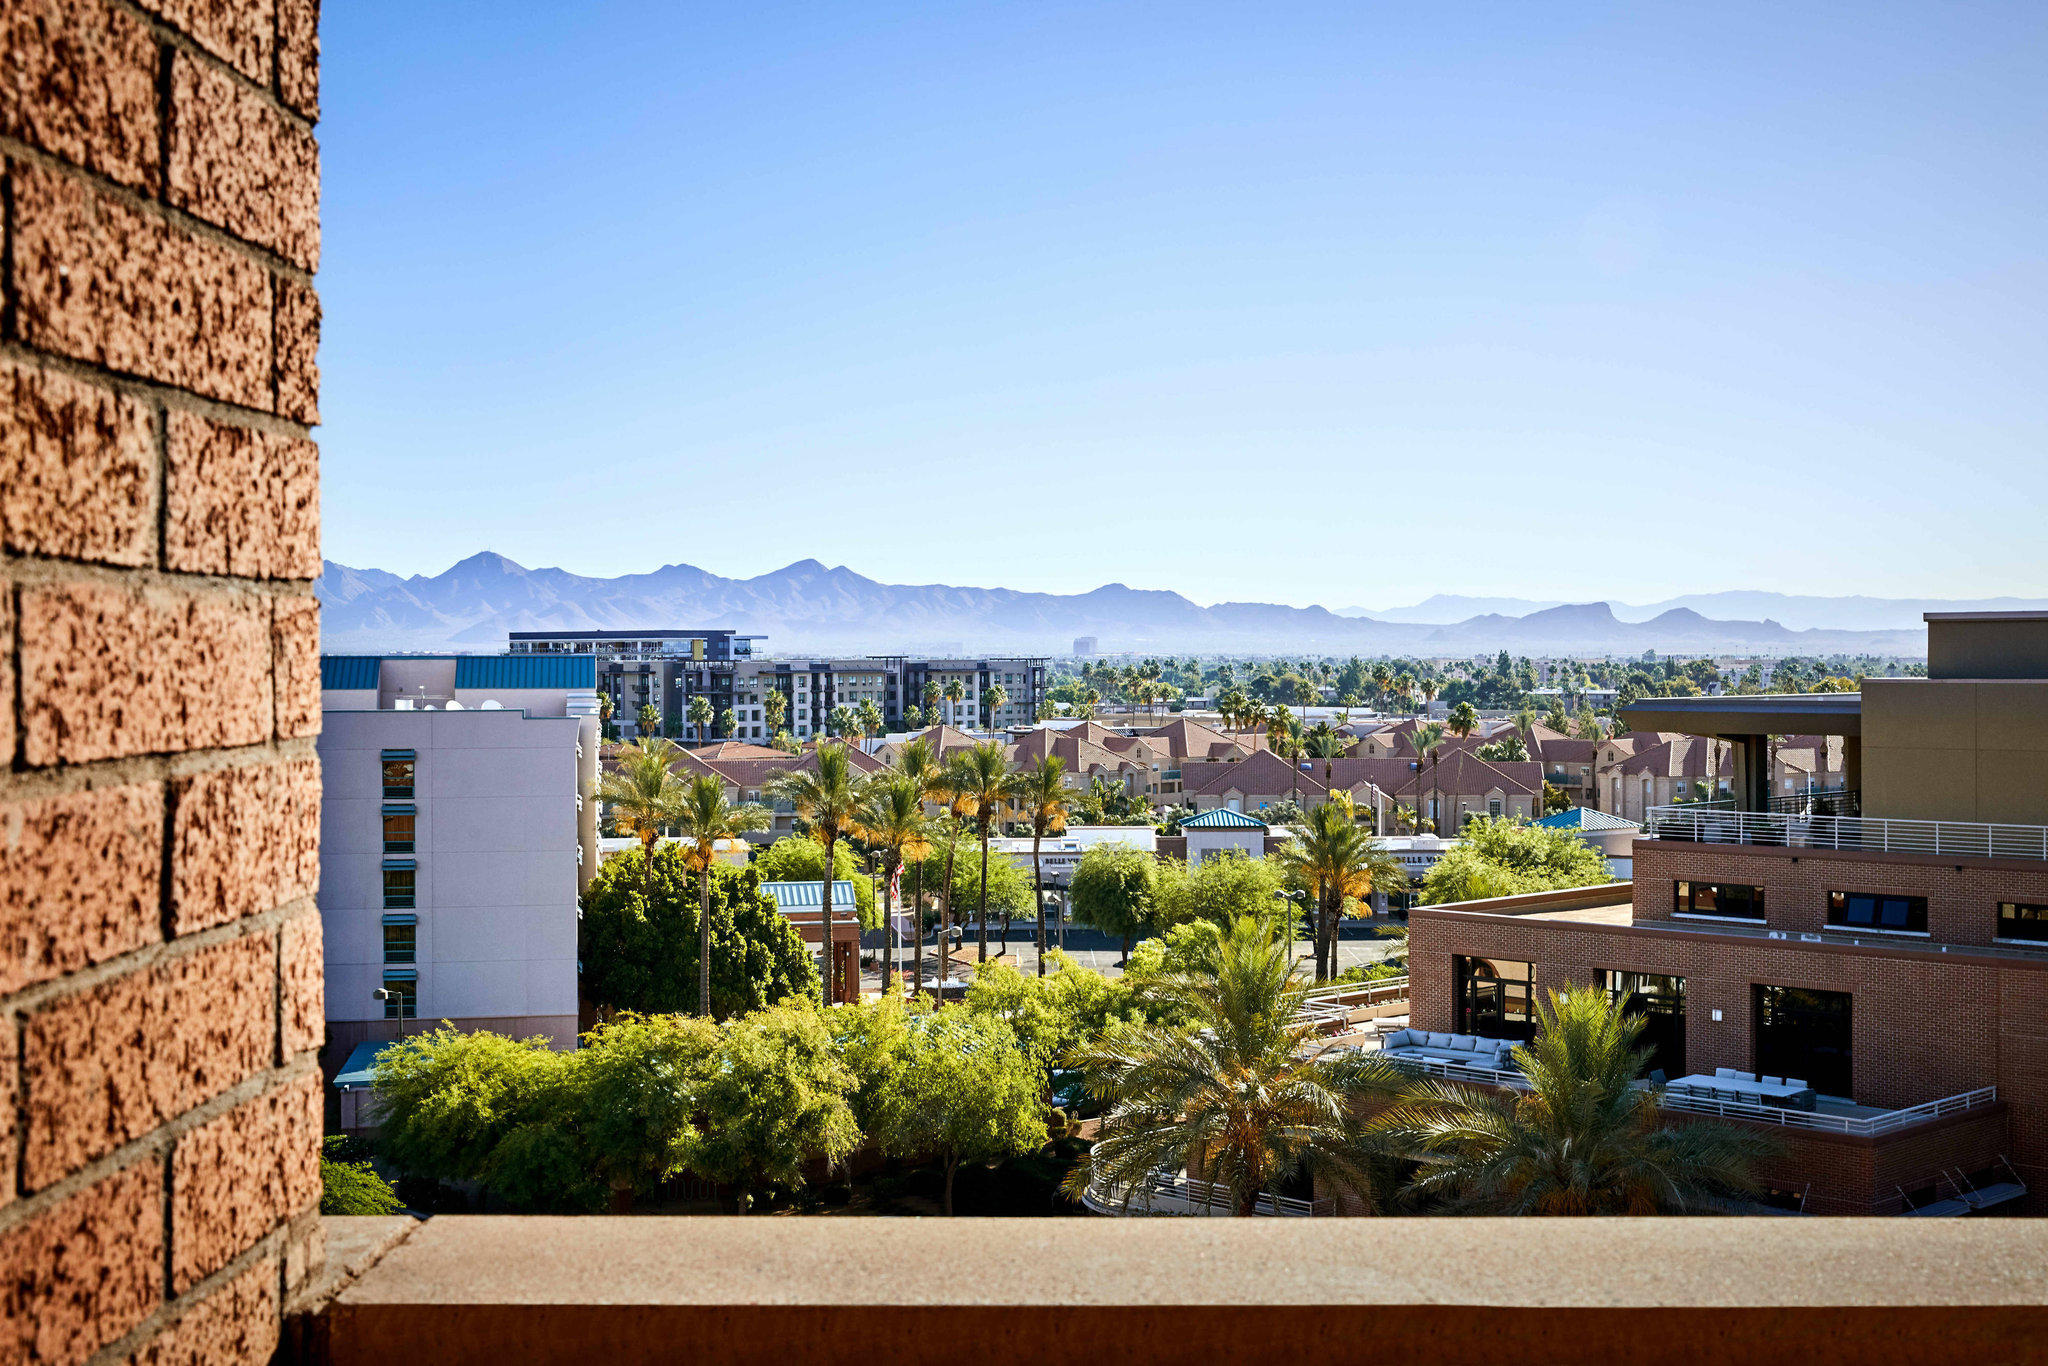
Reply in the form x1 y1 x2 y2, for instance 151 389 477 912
1406 613 2048 1215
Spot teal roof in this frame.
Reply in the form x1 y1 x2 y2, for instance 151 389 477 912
454 654 596 691
1536 806 1640 832
332 1040 399 1090
759 880 860 910
1182 808 1270 830
321 655 383 690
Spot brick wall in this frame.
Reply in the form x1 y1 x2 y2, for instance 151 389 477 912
0 1 322 1361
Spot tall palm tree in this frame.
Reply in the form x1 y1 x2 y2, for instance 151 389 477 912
948 740 1019 963
687 694 713 744
674 774 769 1016
1447 700 1480 740
765 744 864 1004
1410 722 1445 831
943 677 966 728
854 774 931 995
1374 986 1778 1214
857 698 884 743
890 737 948 993
1304 724 1346 796
983 683 1008 728
921 680 942 727
1013 754 1071 977
1064 918 1411 1215
1275 796 1405 981
763 687 787 737
596 738 689 907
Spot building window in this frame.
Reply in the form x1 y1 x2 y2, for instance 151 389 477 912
381 751 415 799
1754 983 1852 1097
381 975 418 1020
1828 890 1926 935
1600 970 1686 1078
1675 881 1763 922
1998 902 2048 942
383 866 416 910
382 807 415 854
1454 955 1535 1042
382 918 417 964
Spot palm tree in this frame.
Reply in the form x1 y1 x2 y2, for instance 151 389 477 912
948 740 1019 963
1274 796 1405 981
1420 676 1440 715
595 738 689 907
943 678 966 728
1410 722 1445 831
674 774 769 1016
1013 755 1071 977
1064 918 1411 1215
857 698 884 743
890 737 948 994
921 680 942 727
1304 724 1347 795
1374 986 1778 1214
1447 700 1480 739
855 774 931 995
982 683 1007 728
765 744 864 1004
687 694 713 744
763 687 787 737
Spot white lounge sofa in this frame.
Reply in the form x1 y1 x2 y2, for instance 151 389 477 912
1379 1029 1520 1072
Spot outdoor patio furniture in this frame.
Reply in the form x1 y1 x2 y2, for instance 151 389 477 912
1379 1029 1518 1072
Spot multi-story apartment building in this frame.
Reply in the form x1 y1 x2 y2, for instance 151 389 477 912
318 654 601 1061
1403 611 2048 1215
507 628 764 739
512 629 1047 740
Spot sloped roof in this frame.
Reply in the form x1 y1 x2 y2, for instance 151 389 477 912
1181 807 1269 830
454 654 596 691
320 655 383 690
758 880 860 910
1536 806 1640 832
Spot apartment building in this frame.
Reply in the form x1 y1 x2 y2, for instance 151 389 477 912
508 628 764 739
1402 612 2048 1215
319 654 601 1059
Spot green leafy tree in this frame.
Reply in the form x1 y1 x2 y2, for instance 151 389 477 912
1375 986 1778 1214
871 1008 1049 1215
1150 852 1284 934
372 1028 584 1208
678 1004 861 1213
1418 815 1612 904
580 849 819 1018
688 694 714 743
574 1012 720 1209
597 738 688 906
320 1137 403 1215
1065 918 1409 1215
922 680 943 724
765 744 865 1002
965 954 1143 1088
716 707 736 739
753 834 879 930
674 774 770 1016
1273 797 1405 980
1067 840 1159 962
1476 735 1528 763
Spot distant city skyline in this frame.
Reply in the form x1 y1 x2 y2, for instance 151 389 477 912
321 2 2048 607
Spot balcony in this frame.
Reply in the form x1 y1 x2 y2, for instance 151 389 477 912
1645 803 2048 862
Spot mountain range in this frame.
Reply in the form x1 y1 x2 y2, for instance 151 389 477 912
1337 591 2048 632
315 553 1937 658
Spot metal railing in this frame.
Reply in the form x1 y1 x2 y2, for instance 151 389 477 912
1295 977 1410 1032
1084 1170 1334 1218
1646 805 2048 862
1661 1085 1999 1137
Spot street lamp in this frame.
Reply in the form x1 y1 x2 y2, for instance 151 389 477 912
372 986 410 1040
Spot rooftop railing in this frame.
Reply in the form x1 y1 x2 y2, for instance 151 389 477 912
1084 1170 1334 1218
1372 1048 2000 1138
1646 804 2048 862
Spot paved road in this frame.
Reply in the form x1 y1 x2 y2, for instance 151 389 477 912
861 919 1405 986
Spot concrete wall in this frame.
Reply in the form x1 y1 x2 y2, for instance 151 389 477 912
319 710 584 1049
0 0 325 1356
1862 677 2048 824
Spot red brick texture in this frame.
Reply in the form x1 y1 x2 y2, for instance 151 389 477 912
0 0 321 1356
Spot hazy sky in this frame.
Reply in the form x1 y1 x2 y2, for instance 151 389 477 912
321 2 2048 608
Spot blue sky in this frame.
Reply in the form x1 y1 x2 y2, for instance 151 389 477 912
320 2 2048 608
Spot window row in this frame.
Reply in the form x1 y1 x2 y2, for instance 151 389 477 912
1673 880 2048 941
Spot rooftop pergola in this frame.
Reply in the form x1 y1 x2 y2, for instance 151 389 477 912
1619 693 1862 812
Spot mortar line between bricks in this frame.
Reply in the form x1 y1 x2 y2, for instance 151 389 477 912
0 548 317 599
0 340 319 441
107 0 320 136
82 1217 302 1366
0 893 321 1021
7 582 21 773
0 1054 319 1239
11 1010 26 1203
0 158 17 341
0 137 317 284
0 734 319 806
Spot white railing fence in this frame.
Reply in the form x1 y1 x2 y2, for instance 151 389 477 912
1646 805 2048 862
1085 1170 1334 1218
1660 1085 1999 1137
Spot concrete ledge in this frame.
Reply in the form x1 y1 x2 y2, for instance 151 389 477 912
306 1216 2048 1365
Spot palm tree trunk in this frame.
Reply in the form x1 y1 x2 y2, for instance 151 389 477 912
880 860 896 993
977 821 991 963
939 829 959 988
943 1156 958 1216
912 860 925 999
1033 825 1047 978
641 830 657 907
698 865 714 1017
820 833 837 1004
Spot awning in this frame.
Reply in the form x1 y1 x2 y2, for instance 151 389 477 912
381 912 417 926
333 1039 399 1090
